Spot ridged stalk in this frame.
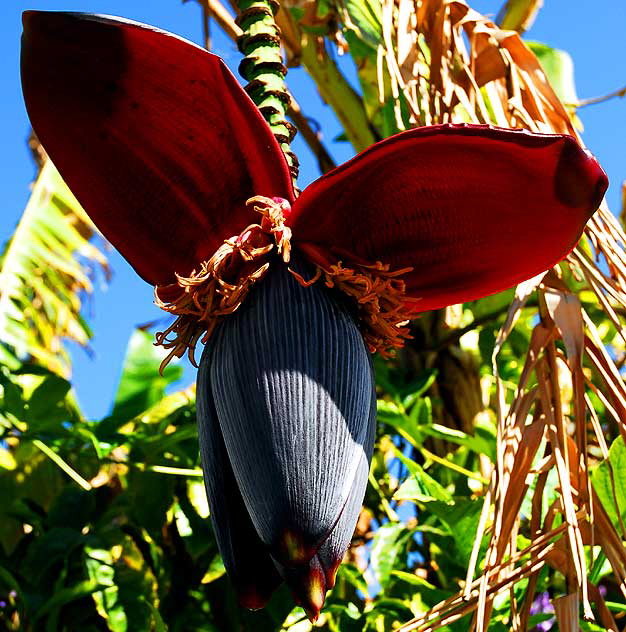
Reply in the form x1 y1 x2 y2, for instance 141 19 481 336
236 0 299 186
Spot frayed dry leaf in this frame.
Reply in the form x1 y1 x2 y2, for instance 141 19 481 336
493 272 546 361
544 288 583 367
197 0 626 628
399 518 576 631
366 1 626 628
552 593 579 631
387 0 575 133
537 358 592 617
620 181 626 229
587 581 620 632
583 326 626 445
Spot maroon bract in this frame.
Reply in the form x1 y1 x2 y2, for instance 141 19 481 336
21 10 607 621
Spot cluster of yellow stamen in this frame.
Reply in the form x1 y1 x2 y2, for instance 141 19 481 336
291 256 418 357
154 196 417 371
154 196 291 371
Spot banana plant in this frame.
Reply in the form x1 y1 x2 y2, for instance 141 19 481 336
20 9 606 622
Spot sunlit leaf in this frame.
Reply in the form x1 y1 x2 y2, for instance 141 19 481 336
0 159 108 377
497 0 543 33
342 0 382 49
393 457 452 504
370 522 412 588
86 546 128 632
112 329 183 422
527 41 578 105
32 579 106 624
591 437 626 531
114 535 159 629
201 555 227 584
424 498 484 567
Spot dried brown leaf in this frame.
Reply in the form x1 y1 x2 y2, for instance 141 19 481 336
552 593 579 631
377 1 626 628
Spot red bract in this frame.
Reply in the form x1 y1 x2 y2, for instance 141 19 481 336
20 11 606 305
21 10 607 621
21 11 294 286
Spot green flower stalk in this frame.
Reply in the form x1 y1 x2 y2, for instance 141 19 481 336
236 0 299 184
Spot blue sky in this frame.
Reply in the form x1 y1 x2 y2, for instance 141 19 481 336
1 0 625 418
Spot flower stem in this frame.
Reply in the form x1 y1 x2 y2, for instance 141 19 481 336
236 0 299 187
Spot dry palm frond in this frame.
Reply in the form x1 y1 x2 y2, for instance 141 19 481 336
378 1 626 630
0 159 109 377
386 0 575 133
185 0 623 627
